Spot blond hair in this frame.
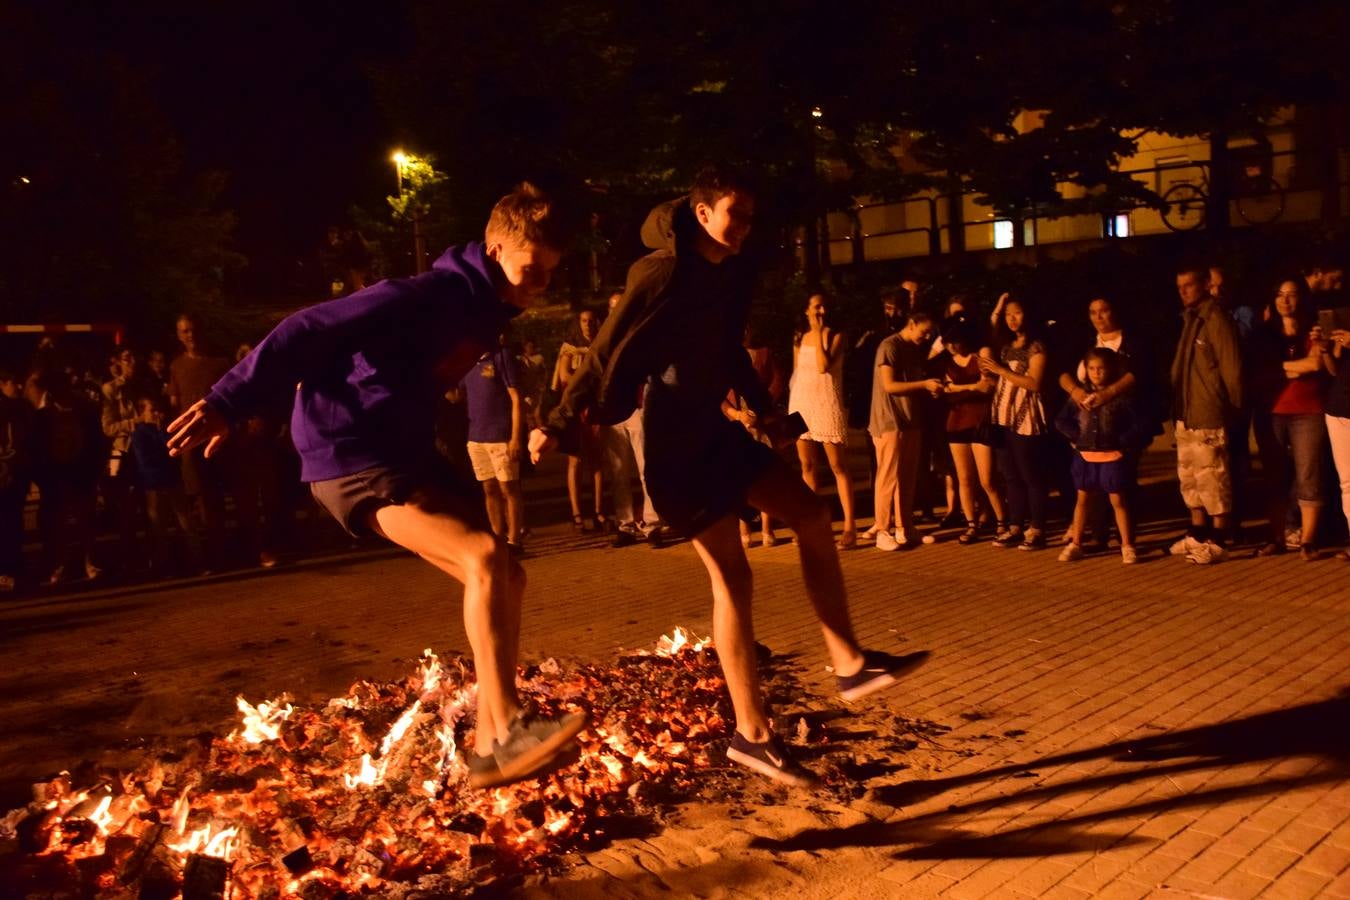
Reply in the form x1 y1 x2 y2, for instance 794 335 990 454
484 182 570 251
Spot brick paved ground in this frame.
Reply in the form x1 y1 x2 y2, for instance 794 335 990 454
1 445 1348 897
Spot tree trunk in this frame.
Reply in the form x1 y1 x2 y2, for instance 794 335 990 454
945 191 965 256
802 217 821 287
1207 129 1231 234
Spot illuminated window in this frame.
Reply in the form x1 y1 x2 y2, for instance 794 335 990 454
993 220 1014 249
1109 214 1131 238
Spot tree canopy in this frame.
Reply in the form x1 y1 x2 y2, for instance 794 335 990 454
377 0 1350 229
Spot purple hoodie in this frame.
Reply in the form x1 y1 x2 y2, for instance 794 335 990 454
205 242 519 482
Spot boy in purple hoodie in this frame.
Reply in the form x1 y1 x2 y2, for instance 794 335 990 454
167 184 585 789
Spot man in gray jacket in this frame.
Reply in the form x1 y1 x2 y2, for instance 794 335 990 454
1169 264 1244 563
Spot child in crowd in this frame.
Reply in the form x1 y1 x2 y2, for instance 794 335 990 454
128 395 201 574
1055 348 1151 564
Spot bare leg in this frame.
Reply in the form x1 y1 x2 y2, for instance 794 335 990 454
1108 492 1134 547
796 439 821 493
370 491 523 756
482 479 505 538
588 447 604 519
1069 491 1090 545
973 443 1006 524
503 480 524 544
690 515 771 741
822 441 856 538
566 455 583 519
949 442 979 523
747 460 865 676
1298 503 1319 547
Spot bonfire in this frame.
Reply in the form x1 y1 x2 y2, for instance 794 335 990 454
0 627 747 898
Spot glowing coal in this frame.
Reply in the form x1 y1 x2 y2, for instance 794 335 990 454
0 628 738 897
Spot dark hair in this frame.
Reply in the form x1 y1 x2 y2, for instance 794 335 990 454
906 311 934 329
565 308 603 347
994 293 1044 347
485 181 571 251
1267 276 1315 336
941 314 982 352
795 291 834 343
1083 346 1121 385
1301 251 1344 276
689 164 755 210
1176 263 1209 283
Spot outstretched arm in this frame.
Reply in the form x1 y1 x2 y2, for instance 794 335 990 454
205 280 419 424
169 278 421 456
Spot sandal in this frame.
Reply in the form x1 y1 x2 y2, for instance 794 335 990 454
572 515 586 532
1254 542 1285 557
958 524 979 545
836 530 858 550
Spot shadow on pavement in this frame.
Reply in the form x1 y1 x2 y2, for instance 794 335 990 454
751 689 1350 859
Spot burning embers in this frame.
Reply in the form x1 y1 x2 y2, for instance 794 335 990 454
0 627 732 897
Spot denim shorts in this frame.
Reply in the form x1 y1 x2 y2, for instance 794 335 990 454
1071 455 1131 494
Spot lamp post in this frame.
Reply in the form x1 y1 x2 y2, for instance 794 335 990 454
390 150 427 275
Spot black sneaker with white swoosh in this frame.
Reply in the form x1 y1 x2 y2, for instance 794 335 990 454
837 649 932 703
726 733 819 787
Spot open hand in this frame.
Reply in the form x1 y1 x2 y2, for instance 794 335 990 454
166 400 230 458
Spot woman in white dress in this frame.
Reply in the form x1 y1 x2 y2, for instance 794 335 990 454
789 292 857 547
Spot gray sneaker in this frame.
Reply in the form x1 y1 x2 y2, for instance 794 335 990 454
469 708 587 789
726 733 819 787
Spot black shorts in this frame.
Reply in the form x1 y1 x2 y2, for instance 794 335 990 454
947 422 998 446
309 458 483 538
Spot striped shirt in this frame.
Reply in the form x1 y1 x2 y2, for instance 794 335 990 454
991 339 1047 436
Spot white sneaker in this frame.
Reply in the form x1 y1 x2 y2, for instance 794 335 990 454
875 530 900 552
1187 541 1226 565
1285 528 1302 551
1168 535 1198 556
1121 546 1138 565
1058 543 1084 562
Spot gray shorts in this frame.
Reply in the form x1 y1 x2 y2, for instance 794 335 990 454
309 459 483 538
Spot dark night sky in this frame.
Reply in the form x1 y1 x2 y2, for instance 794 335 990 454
55 2 410 282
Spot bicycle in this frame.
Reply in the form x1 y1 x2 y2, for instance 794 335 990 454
1159 162 1285 232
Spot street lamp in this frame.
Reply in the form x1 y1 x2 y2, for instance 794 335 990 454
390 149 427 275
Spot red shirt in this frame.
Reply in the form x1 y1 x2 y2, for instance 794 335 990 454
1271 334 1326 416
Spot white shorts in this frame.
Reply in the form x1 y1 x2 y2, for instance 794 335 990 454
466 441 519 483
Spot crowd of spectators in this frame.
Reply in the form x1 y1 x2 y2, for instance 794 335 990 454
3 252 1347 596
0 313 299 593
780 256 1350 565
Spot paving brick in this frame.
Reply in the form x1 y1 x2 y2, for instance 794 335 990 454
1323 870 1350 898
2 479 1349 898
1239 843 1304 881
877 866 956 890
1258 868 1332 899
1089 878 1154 899
1298 841 1350 878
1267 821 1334 856
1211 867 1275 900
1212 825 1283 859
